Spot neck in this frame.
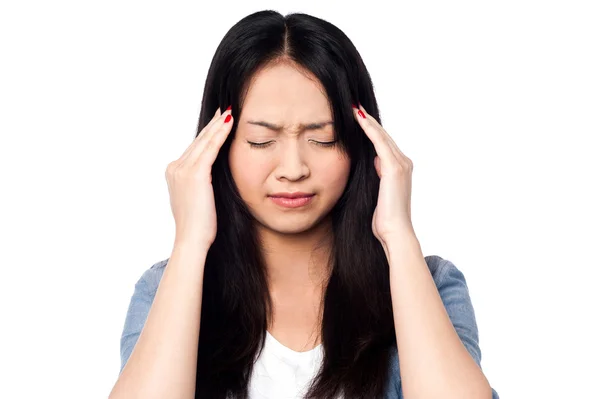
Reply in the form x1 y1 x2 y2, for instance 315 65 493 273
257 216 334 296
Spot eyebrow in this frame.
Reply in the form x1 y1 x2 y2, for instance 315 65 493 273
246 120 334 131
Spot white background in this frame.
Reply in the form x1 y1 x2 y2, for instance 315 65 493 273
1 1 598 398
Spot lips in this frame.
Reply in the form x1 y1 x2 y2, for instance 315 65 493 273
269 192 315 199
268 192 315 209
269 195 315 208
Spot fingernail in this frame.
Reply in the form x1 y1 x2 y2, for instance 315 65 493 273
358 110 366 119
352 103 358 109
224 114 232 123
226 105 232 111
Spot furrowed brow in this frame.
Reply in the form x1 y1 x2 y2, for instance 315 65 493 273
246 120 333 131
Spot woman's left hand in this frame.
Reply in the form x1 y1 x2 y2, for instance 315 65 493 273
352 103 415 246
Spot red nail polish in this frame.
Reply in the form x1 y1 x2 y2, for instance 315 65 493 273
352 103 358 109
226 105 232 111
358 110 366 119
224 114 232 123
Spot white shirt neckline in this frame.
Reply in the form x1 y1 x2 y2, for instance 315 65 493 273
265 330 323 359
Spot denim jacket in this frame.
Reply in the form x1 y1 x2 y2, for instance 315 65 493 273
119 254 499 398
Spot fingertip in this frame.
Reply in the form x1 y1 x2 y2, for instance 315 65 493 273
358 103 368 116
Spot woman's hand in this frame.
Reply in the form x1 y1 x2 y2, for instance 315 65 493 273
165 106 234 250
352 103 415 247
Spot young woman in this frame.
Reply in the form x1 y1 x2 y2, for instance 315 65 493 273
110 10 499 399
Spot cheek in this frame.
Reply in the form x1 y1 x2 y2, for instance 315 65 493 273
319 159 351 192
229 150 266 195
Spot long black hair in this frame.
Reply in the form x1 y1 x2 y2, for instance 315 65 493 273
195 10 395 398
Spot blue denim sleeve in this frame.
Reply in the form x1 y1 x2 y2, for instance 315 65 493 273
118 259 168 376
387 256 499 398
432 256 500 399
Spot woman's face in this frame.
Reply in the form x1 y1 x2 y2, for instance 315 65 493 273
228 62 351 234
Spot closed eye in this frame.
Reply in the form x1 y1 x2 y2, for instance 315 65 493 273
247 140 338 149
247 141 273 148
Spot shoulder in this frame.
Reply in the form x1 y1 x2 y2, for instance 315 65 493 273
119 257 170 374
136 257 169 295
385 255 475 398
424 255 472 300
424 254 463 284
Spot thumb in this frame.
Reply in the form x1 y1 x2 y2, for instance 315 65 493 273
374 156 382 178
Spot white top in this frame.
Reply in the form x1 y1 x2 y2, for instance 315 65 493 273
248 331 333 399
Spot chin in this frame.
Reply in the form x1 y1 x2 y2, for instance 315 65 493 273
252 211 318 233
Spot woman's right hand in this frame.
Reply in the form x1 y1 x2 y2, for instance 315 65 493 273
165 106 234 251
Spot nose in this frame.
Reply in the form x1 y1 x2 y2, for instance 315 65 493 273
274 140 310 181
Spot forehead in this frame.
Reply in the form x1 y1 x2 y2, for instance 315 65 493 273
240 63 332 124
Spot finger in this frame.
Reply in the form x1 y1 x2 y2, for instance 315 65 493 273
179 107 224 164
191 111 234 169
197 107 223 141
353 105 399 171
357 104 406 161
356 104 414 172
182 108 231 165
206 106 222 132
374 155 382 178
359 105 414 173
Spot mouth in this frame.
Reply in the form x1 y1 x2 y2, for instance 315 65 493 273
268 192 315 199
268 194 315 208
